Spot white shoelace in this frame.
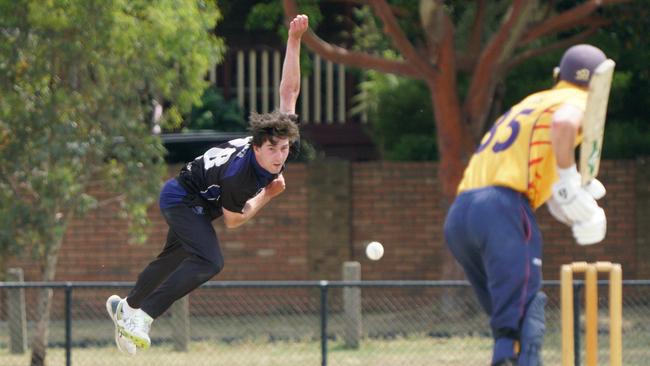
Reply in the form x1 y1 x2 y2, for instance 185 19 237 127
124 314 151 335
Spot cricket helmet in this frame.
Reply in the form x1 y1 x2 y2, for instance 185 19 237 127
556 44 607 87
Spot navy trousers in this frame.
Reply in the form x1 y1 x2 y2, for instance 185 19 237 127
127 204 225 318
444 186 542 342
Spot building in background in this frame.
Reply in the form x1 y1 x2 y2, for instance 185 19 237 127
192 1 378 161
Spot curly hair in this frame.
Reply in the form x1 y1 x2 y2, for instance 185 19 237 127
249 110 300 147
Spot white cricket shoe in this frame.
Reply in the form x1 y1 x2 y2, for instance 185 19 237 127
105 295 137 355
117 308 153 349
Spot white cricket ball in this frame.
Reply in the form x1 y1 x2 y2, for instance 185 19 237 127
365 241 384 260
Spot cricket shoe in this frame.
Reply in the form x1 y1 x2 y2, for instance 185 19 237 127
105 295 137 355
117 308 153 349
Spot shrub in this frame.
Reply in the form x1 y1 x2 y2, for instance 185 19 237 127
185 87 247 132
359 73 437 161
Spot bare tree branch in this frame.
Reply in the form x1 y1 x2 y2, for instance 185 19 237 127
520 0 631 44
465 0 537 138
469 0 527 88
507 25 604 70
455 0 487 72
305 31 422 78
370 0 435 78
467 0 487 60
419 0 451 69
283 0 422 78
541 0 555 19
327 0 410 18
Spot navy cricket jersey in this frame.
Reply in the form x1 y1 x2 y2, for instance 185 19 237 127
162 137 279 219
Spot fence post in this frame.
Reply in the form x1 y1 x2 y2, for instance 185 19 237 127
65 285 72 366
342 262 361 348
320 281 329 366
6 268 27 354
171 295 190 351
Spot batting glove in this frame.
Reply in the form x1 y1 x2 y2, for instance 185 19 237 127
551 165 600 222
546 197 572 225
584 178 606 200
547 177 606 226
572 207 607 245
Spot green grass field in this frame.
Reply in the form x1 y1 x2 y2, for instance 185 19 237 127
0 336 497 366
2 287 649 365
3 330 649 366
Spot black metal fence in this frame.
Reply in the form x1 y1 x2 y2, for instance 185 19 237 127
1 280 649 366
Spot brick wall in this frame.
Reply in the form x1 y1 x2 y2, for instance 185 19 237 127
634 158 650 278
351 162 445 281
6 159 648 283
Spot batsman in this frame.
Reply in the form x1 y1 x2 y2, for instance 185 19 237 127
444 44 614 366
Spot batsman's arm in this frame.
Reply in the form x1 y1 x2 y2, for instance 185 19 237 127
279 15 308 115
549 103 602 223
551 103 582 168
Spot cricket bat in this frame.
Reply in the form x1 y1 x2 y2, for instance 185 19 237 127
580 59 616 186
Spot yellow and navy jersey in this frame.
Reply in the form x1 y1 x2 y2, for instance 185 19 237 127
458 82 587 209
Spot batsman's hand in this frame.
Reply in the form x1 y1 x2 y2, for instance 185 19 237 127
584 178 606 200
572 207 607 245
551 165 601 222
546 197 572 225
547 177 606 226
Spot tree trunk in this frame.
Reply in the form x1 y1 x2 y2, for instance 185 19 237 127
30 235 64 366
431 123 473 281
425 44 476 315
423 24 474 282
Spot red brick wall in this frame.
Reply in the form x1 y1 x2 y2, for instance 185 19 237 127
351 162 444 281
635 157 650 278
6 160 647 283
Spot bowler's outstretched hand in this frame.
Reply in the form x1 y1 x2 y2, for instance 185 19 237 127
288 14 309 39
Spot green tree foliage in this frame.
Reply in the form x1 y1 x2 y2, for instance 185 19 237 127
244 0 323 75
356 71 437 161
186 87 247 131
246 0 323 39
0 1 224 363
0 0 223 254
350 2 650 161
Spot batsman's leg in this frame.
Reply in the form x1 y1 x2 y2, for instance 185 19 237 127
518 291 547 366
